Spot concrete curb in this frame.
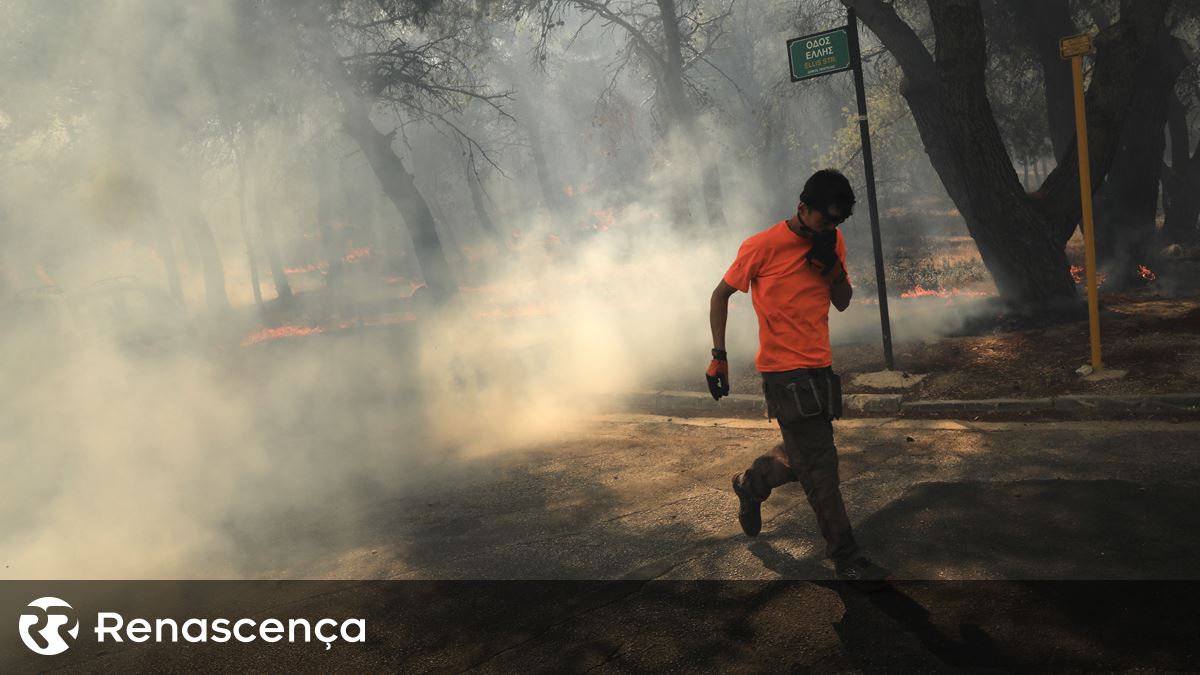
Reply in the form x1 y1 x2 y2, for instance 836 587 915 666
622 390 1200 418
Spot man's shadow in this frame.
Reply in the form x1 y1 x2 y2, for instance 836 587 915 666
748 540 1010 671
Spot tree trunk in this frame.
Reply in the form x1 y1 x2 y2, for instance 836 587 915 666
254 157 292 301
465 155 502 243
315 149 343 300
339 99 457 302
846 0 1171 312
424 173 465 266
302 17 457 304
1034 0 1174 244
154 221 185 304
654 0 726 230
1010 0 1077 160
186 211 230 313
520 103 567 217
1093 34 1187 288
234 144 264 310
902 0 1075 309
1162 94 1200 246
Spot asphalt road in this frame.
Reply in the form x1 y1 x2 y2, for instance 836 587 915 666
284 414 1200 581
8 414 1200 673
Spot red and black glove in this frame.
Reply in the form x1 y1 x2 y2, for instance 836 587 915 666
706 349 730 400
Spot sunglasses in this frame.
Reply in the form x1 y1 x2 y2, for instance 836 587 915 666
820 211 849 226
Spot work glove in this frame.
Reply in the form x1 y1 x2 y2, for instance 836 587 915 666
806 229 839 276
706 349 730 400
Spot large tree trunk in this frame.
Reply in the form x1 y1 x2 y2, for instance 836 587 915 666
1163 94 1200 246
339 99 457 302
1093 35 1188 288
901 0 1074 309
304 18 457 304
186 211 230 313
1035 0 1174 244
846 0 1170 312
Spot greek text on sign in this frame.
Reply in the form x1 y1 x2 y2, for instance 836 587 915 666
787 28 851 82
1059 33 1091 59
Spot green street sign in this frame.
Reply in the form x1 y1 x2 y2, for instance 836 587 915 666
787 28 851 82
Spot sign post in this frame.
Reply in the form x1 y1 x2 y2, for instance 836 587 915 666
787 11 895 369
1061 33 1103 372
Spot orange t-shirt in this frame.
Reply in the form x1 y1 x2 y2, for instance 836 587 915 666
723 221 848 372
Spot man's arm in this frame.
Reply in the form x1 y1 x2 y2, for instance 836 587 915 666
707 280 737 400
710 280 738 349
830 263 853 312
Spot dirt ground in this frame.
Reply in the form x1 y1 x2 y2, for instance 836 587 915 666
675 289 1200 401
841 290 1200 400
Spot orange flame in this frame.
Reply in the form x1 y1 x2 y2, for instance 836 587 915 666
241 324 325 346
1137 264 1156 282
284 246 373 274
240 311 417 347
342 246 371 263
284 260 330 274
899 285 991 299
1070 264 1108 286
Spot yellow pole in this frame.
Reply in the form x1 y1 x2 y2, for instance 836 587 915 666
1071 55 1102 371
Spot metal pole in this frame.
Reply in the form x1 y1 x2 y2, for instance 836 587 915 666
846 8 895 370
1071 54 1103 371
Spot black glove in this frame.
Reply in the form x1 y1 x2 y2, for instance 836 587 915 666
806 229 839 276
706 349 730 400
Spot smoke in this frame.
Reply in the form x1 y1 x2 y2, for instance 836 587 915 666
0 0 987 579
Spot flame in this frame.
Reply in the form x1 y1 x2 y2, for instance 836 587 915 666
240 311 417 347
240 324 325 346
284 260 330 274
1070 264 1108 286
899 285 991 299
342 246 371 263
1137 264 1156 282
284 246 372 274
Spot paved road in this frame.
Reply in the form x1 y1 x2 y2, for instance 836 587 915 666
281 414 1200 581
8 414 1200 672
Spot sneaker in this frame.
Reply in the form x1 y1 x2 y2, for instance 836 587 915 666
835 556 892 590
731 473 762 537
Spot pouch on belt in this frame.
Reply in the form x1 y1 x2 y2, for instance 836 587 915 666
763 370 843 423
